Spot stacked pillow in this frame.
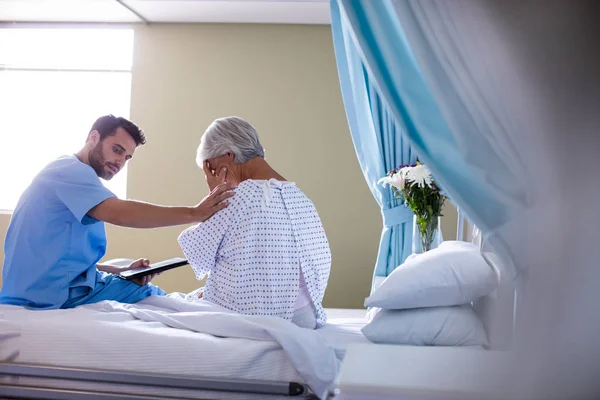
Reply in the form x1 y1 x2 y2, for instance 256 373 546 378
362 241 498 347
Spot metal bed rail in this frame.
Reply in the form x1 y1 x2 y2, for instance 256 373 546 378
0 362 315 399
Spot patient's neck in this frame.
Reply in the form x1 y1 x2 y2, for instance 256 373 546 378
239 158 286 182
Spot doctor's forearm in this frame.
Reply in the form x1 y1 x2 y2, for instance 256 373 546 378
96 264 120 274
89 198 196 228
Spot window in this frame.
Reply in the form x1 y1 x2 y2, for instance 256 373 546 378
0 28 134 211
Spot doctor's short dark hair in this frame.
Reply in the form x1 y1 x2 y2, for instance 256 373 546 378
89 114 147 146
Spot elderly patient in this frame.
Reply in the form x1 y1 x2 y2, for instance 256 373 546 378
177 117 331 329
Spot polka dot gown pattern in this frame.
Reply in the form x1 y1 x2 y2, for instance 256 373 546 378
177 180 331 327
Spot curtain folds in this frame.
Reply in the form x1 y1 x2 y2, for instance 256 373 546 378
331 0 417 287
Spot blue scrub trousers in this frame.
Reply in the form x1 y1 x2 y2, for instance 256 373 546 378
61 271 166 309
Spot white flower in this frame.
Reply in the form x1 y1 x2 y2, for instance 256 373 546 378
379 164 435 191
378 170 406 190
405 164 433 188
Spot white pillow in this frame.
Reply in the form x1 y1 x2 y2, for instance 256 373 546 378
362 305 489 346
364 241 498 309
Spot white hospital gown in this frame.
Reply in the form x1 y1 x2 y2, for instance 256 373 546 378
177 179 331 327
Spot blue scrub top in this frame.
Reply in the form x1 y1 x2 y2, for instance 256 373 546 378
0 155 116 309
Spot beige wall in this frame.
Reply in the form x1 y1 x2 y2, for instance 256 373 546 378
0 24 457 308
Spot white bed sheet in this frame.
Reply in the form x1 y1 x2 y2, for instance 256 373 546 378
318 308 370 359
0 302 368 396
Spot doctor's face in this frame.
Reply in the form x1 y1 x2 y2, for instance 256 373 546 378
89 127 137 180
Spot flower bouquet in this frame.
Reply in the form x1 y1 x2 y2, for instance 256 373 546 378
379 163 446 253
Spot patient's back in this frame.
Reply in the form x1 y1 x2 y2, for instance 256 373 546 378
178 179 331 327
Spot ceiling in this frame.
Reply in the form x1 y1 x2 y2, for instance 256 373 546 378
0 0 331 25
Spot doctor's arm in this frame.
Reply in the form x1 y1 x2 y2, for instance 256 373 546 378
87 182 235 228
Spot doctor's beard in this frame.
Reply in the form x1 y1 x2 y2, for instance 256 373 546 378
88 144 114 180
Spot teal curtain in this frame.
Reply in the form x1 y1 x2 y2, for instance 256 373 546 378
331 0 516 278
331 0 416 286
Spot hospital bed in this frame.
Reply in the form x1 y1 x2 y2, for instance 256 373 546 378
0 212 515 400
0 303 369 400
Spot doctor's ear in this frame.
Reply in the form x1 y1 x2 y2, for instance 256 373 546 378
87 130 101 146
226 152 235 163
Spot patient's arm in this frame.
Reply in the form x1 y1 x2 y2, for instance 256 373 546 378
88 182 235 228
178 193 236 278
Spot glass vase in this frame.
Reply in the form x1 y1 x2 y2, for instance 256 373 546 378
412 215 442 254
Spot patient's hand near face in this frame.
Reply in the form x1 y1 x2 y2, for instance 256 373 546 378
203 161 229 191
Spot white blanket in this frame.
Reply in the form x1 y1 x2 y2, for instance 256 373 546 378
1 295 340 398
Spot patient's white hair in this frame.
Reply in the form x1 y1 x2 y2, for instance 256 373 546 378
196 116 265 167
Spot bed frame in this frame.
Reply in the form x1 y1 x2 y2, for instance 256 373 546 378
0 362 318 399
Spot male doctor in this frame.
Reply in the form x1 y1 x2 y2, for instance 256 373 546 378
0 115 234 310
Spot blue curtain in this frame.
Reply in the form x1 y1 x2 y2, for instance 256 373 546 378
331 1 416 286
331 0 517 277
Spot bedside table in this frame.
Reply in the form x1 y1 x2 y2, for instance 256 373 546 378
331 343 510 400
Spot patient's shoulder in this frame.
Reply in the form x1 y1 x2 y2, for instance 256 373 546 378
233 180 265 201
223 181 264 214
233 180 288 202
